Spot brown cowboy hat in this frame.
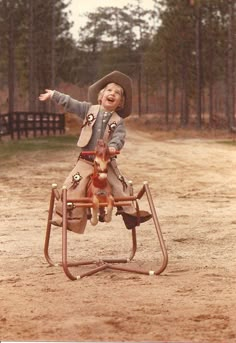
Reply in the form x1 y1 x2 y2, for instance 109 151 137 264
88 70 132 118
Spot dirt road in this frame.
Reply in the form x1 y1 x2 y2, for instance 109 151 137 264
0 126 236 342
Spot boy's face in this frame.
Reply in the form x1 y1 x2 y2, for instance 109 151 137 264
100 83 124 112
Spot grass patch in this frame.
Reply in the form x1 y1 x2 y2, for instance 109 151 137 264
0 135 77 160
218 140 236 146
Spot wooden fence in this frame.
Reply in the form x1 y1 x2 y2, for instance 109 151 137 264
0 112 65 139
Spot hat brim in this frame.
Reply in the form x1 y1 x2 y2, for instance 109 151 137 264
88 70 132 118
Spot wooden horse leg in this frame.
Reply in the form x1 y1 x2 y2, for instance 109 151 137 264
104 195 114 223
90 195 99 226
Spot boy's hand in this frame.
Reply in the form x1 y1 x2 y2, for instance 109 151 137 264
109 147 119 156
38 89 53 101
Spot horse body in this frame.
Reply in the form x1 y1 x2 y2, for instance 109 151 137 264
87 140 114 226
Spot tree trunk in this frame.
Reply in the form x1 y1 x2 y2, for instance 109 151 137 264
171 82 176 124
7 7 15 139
28 0 36 112
195 3 202 128
137 63 142 116
208 3 214 127
180 49 189 127
227 0 235 130
8 10 15 114
145 72 149 114
208 82 214 126
50 0 56 112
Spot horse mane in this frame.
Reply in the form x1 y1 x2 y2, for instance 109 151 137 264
95 139 110 161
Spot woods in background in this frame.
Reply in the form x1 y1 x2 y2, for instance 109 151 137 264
0 0 235 130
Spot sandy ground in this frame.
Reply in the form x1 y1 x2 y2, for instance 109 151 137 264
0 125 236 342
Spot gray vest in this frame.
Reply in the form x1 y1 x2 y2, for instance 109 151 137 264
77 105 121 147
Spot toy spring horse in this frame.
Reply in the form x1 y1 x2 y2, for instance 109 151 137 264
86 140 114 226
44 140 168 280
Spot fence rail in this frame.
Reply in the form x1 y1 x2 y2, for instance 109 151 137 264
0 112 65 139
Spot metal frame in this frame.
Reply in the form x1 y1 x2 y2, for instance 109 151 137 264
44 182 168 280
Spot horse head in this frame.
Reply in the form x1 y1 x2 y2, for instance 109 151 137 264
94 139 111 179
88 139 114 225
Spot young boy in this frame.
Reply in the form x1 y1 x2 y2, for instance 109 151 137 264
39 70 152 233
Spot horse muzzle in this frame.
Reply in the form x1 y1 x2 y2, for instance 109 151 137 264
98 172 108 180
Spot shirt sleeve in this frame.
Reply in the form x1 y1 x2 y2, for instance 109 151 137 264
108 119 126 151
52 91 91 120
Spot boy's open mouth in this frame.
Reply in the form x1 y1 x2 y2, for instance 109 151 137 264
107 96 115 103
